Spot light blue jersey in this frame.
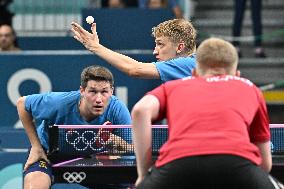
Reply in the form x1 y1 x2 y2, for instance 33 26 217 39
153 55 196 83
25 91 131 149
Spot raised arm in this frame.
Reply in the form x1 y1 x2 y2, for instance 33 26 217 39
71 22 160 79
131 94 160 186
16 96 49 170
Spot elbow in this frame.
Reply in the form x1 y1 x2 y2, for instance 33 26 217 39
260 152 272 173
255 141 273 173
131 104 145 120
267 164 272 173
16 96 25 109
131 102 149 126
261 160 272 173
131 95 159 127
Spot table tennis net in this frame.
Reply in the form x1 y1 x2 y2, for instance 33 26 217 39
48 125 168 157
48 125 284 159
270 126 284 154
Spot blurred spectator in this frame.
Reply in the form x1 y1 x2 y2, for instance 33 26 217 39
0 0 14 25
101 0 138 7
232 0 266 58
184 0 197 20
140 0 183 18
88 0 102 8
108 0 126 8
0 24 21 51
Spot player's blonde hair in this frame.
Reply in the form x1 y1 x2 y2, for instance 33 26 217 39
81 65 114 88
152 19 197 55
196 38 238 75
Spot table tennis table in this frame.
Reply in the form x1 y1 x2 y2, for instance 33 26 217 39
52 155 137 187
51 155 284 188
48 124 284 188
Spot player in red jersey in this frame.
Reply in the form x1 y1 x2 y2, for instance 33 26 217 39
132 38 282 189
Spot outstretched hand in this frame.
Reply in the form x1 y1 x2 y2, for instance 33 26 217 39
71 22 100 52
107 133 134 153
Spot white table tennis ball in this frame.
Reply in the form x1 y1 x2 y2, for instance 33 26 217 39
86 16 94 24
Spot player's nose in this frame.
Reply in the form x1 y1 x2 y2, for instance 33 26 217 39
95 94 103 103
153 47 158 55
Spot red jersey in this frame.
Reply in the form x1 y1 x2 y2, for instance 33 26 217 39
148 75 270 167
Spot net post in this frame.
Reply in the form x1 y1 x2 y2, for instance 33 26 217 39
48 124 59 156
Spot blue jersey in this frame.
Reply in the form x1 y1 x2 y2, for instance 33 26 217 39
25 91 131 149
154 55 196 83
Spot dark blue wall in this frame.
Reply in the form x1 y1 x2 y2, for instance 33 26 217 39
18 36 85 50
17 8 174 50
82 8 174 50
0 53 160 128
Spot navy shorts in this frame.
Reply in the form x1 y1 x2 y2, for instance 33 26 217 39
23 147 52 180
23 159 52 179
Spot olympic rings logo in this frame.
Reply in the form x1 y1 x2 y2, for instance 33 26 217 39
63 171 86 183
65 130 112 151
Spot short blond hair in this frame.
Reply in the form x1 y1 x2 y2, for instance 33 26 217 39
152 19 197 55
196 38 238 75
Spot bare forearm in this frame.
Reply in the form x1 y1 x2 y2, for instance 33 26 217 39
94 44 142 76
17 97 42 148
132 116 152 177
23 118 42 148
255 141 272 172
132 107 153 177
132 95 161 177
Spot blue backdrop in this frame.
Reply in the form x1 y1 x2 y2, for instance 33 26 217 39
0 52 160 188
82 8 174 50
0 52 160 128
17 8 174 50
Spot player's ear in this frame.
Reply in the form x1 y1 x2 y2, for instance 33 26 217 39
80 86 85 97
236 70 241 77
111 87 114 95
192 68 198 77
177 42 185 54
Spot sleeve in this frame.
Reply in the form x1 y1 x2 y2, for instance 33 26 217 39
249 88 271 143
110 99 132 143
25 93 57 123
147 84 167 121
153 57 195 83
111 101 131 125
